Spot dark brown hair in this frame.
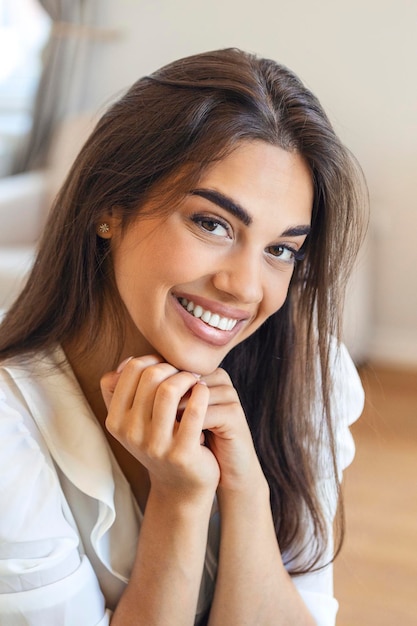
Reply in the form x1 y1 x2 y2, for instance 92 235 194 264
0 48 367 573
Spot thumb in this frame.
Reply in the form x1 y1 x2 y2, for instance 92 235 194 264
100 370 121 410
100 356 134 410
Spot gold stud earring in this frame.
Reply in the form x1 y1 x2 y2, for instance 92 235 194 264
98 222 110 234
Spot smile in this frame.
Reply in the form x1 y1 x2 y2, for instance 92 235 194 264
178 298 238 331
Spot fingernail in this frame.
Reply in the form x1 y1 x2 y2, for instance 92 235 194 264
116 356 134 373
190 372 201 379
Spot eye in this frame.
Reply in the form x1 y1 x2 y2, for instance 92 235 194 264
191 214 231 238
266 244 299 263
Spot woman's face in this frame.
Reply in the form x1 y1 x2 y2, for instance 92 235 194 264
109 140 313 375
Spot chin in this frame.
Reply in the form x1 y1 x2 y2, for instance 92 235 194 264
160 349 225 377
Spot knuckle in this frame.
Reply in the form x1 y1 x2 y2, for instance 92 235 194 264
123 356 143 373
106 412 139 443
183 403 201 421
224 385 239 402
139 364 164 385
140 363 178 387
156 380 178 403
104 414 122 440
215 366 227 376
156 373 192 403
214 367 232 384
166 448 188 470
100 371 113 388
146 441 165 460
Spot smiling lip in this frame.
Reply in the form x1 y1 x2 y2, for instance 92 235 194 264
172 293 250 346
179 297 238 331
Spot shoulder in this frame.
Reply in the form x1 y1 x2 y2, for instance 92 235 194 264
0 353 81 579
0 346 69 441
0 348 73 539
0 346 66 393
0 345 86 429
0 349 109 624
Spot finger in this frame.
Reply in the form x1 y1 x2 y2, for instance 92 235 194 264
176 381 210 447
104 359 177 453
205 383 238 407
100 354 163 409
202 401 241 429
175 388 194 418
202 401 252 442
103 357 167 442
105 355 166 415
201 367 233 387
100 370 121 410
150 372 202 449
130 362 181 423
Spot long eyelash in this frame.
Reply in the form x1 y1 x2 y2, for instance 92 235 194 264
270 245 305 264
190 213 230 234
292 247 306 263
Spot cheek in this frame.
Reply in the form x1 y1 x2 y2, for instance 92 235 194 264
240 274 292 345
262 272 293 318
113 236 207 300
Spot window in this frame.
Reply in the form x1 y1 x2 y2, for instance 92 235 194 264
0 0 51 175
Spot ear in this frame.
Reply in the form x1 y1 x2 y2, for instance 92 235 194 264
96 214 121 239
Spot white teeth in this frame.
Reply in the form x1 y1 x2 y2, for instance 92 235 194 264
208 314 220 327
178 298 238 331
218 317 228 331
201 310 212 323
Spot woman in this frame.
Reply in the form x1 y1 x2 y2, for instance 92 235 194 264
0 48 366 625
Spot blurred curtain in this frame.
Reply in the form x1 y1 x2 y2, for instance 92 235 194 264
12 0 95 173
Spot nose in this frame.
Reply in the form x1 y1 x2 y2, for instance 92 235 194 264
212 248 263 305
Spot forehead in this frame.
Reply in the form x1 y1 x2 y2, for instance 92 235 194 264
195 140 314 224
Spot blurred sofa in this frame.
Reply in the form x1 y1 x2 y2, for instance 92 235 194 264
0 171 47 311
0 114 95 314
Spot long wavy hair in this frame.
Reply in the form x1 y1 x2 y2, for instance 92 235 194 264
0 48 366 574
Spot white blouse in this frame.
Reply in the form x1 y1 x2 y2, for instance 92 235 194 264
0 343 364 625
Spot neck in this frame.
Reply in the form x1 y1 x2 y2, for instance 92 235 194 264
62 310 154 420
63 336 112 425
62 327 152 512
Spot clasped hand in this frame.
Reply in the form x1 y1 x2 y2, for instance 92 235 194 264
100 355 260 503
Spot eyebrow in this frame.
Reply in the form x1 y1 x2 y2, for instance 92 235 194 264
190 188 252 226
281 225 311 237
190 187 311 238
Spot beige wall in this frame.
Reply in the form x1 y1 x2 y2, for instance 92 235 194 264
83 0 417 367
